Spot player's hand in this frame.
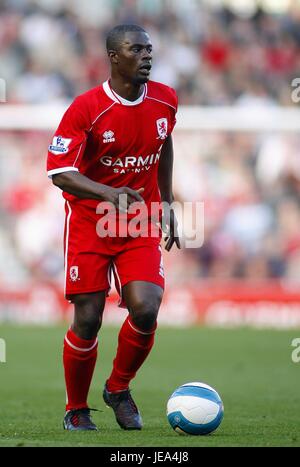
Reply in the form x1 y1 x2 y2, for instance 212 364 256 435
103 187 145 212
161 208 181 252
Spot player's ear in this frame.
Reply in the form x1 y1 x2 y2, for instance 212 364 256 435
108 50 119 64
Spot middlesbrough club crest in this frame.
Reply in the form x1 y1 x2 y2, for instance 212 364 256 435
70 266 80 282
156 118 168 139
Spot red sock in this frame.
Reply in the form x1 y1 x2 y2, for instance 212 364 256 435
63 328 98 411
106 316 156 392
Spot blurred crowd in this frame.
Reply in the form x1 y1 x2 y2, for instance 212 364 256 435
1 0 300 289
1 0 300 105
172 130 300 284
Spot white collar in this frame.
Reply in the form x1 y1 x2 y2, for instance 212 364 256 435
103 80 147 106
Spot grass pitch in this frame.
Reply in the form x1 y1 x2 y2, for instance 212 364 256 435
0 324 299 447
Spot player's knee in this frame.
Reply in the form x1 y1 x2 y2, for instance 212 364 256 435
130 298 161 331
72 294 104 339
74 308 102 339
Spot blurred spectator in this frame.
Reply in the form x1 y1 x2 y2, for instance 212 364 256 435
1 0 300 105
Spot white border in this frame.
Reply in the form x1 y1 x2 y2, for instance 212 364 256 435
64 335 98 352
64 201 72 297
146 95 177 111
103 80 147 106
47 167 79 179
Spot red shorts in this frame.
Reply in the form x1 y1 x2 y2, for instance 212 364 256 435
64 200 164 307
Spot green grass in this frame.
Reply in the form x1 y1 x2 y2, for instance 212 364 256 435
0 324 299 447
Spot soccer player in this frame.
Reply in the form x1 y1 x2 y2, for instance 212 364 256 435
47 24 180 431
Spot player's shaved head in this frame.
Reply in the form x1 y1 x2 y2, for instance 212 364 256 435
106 24 147 52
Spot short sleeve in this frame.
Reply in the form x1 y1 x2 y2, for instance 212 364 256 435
47 97 90 178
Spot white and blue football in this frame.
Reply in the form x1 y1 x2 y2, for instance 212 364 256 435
167 382 224 435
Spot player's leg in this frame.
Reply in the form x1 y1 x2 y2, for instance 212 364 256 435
62 201 112 430
124 280 162 330
63 291 106 431
72 291 106 339
107 280 162 390
103 238 164 429
103 281 163 430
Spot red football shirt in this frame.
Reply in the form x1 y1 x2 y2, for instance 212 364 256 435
47 79 178 211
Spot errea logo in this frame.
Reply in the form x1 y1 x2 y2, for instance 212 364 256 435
103 130 115 143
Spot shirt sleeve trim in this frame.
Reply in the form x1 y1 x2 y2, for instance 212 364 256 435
145 96 177 111
47 167 79 179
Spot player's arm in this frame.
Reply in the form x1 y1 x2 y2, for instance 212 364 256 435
47 97 143 211
52 171 144 212
158 135 181 251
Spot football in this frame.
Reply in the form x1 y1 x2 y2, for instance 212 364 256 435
167 382 224 435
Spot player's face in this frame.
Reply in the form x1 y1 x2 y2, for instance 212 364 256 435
114 31 153 84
